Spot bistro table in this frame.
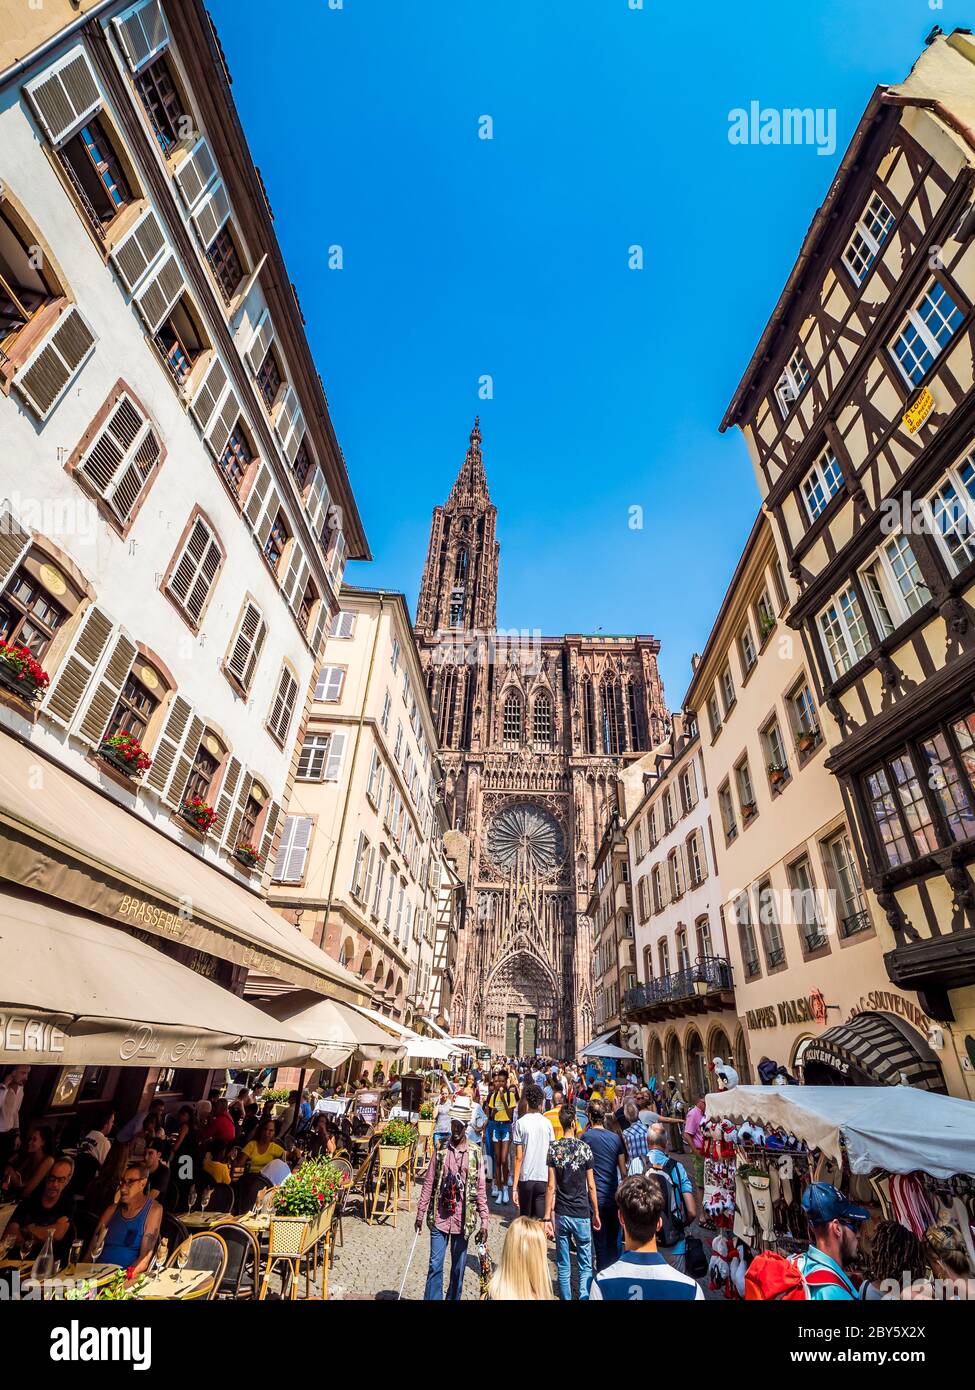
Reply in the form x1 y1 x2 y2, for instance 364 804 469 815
138 1267 213 1300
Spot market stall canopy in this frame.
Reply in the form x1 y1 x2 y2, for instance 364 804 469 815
343 1003 458 1062
259 991 406 1068
0 891 317 1069
706 1085 975 1180
580 1041 641 1060
0 739 360 997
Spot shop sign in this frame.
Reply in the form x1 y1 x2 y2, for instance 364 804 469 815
847 989 930 1035
745 990 828 1031
116 894 191 941
803 1043 850 1075
0 1014 66 1055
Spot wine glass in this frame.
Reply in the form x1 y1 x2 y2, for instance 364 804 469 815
68 1238 83 1271
201 1187 213 1212
90 1227 106 1263
174 1243 189 1279
186 1185 197 1213
19 1235 38 1264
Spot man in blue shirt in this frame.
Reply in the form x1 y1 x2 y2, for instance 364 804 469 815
590 1174 703 1301
583 1100 627 1270
795 1183 869 1300
646 1125 696 1275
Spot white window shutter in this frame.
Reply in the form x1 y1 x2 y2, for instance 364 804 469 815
174 137 217 211
77 630 137 745
14 307 95 420
167 517 222 624
110 208 165 293
246 310 274 374
113 0 169 71
192 181 232 250
226 602 266 690
42 605 113 730
25 46 101 146
243 462 271 530
0 511 32 591
135 253 185 333
77 393 161 525
215 757 243 847
205 386 242 461
307 599 331 658
167 712 206 810
256 486 282 550
258 800 282 872
224 769 255 853
305 467 331 534
275 385 297 443
284 413 305 467
324 731 347 782
327 530 347 592
190 357 228 434
273 815 312 883
315 666 343 702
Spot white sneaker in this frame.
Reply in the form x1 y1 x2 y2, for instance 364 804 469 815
503 1186 510 1205
491 1185 500 1201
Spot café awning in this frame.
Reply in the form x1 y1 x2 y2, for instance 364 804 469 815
259 991 406 1068
0 891 317 1069
0 739 359 997
343 1002 458 1062
420 1016 463 1051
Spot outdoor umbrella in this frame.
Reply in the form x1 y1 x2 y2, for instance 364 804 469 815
579 1041 641 1060
259 990 406 1068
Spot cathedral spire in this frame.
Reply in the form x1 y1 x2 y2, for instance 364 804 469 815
448 416 491 506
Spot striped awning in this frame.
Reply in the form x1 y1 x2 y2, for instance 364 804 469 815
801 1011 946 1093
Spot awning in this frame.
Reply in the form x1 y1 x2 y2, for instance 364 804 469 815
800 1011 946 1093
259 991 406 1068
581 1041 641 1061
0 739 359 997
579 1030 616 1055
343 1003 458 1062
420 1016 463 1051
0 890 316 1069
705 1085 975 1179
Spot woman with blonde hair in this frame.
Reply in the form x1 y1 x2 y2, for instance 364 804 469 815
486 1215 556 1301
923 1224 975 1298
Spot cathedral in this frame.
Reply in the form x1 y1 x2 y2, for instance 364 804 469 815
415 421 669 1057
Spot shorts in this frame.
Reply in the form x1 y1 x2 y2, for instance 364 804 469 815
488 1121 511 1144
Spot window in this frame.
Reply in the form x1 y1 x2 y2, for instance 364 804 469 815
330 610 356 639
859 535 931 635
371 856 386 918
0 568 67 658
926 454 975 574
662 789 674 833
757 880 786 968
381 689 391 733
735 895 760 977
637 876 650 922
696 916 713 959
634 821 645 861
218 423 253 495
763 718 790 787
774 346 810 418
651 865 664 913
272 815 313 883
533 692 553 744
394 721 403 763
718 782 737 843
648 807 657 849
204 224 245 305
267 666 299 745
668 849 682 900
891 280 963 385
735 758 756 817
105 671 157 743
826 832 869 937
790 857 825 952
864 753 938 867
166 515 221 626
134 52 186 153
843 193 895 284
788 678 820 750
739 622 757 674
351 833 372 901
818 583 870 678
688 831 705 885
707 688 722 737
366 749 385 805
59 118 132 228
390 637 401 673
802 446 845 521
658 939 671 978
263 512 289 573
256 347 283 408
756 588 775 640
721 665 735 712
0 203 58 349
297 732 346 782
676 927 691 973
503 692 522 745
183 739 218 807
153 294 206 387
225 602 266 691
314 666 344 702
919 730 974 843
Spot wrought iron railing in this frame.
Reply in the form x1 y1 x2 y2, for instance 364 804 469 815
841 909 871 938
623 955 733 1013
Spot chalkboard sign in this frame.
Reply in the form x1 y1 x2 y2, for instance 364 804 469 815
400 1073 423 1116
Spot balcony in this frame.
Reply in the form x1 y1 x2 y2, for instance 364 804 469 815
623 955 735 1022
840 910 871 939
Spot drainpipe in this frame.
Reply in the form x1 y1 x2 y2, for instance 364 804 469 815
320 594 384 991
0 0 120 89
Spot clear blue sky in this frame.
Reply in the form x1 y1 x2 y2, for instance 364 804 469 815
210 0 969 708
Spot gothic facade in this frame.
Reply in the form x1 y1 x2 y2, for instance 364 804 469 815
415 421 668 1057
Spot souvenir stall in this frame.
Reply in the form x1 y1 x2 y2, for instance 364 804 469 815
701 1086 975 1299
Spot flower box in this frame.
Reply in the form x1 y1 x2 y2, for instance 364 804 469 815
741 801 757 822
416 1119 434 1139
0 646 48 704
378 1144 410 1169
180 798 218 835
768 765 787 787
234 843 261 869
267 1204 334 1258
98 730 152 779
797 729 820 753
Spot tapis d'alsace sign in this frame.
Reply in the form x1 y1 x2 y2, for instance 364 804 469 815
745 990 828 1031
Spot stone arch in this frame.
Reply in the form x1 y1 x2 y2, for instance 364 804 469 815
664 1029 683 1086
647 1032 665 1085
359 950 373 979
706 1024 735 1070
339 936 355 970
484 948 561 1057
733 1027 751 1084
684 1026 707 1099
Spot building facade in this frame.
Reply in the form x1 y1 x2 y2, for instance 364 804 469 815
684 513 963 1093
0 0 367 1124
588 813 634 1043
622 717 738 1097
269 587 449 1028
414 421 669 1057
722 29 975 1098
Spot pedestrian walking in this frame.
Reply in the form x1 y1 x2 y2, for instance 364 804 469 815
486 1215 556 1300
511 1083 554 1219
415 1099 489 1301
645 1123 696 1275
544 1104 599 1300
584 1099 627 1271
589 1175 704 1301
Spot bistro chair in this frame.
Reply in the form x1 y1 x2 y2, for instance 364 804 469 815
235 1172 270 1214
330 1158 354 1252
202 1183 235 1214
166 1232 228 1300
211 1222 260 1300
160 1213 188 1254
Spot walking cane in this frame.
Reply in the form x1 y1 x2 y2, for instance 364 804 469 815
398 1227 421 1300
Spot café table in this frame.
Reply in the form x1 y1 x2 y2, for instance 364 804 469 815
137 1267 214 1300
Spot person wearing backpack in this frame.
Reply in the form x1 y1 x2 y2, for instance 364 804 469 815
646 1124 696 1274
745 1183 868 1300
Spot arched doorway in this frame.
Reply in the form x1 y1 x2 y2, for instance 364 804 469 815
665 1031 683 1087
648 1035 664 1086
734 1027 751 1084
484 949 560 1057
685 1028 706 1098
708 1026 735 1084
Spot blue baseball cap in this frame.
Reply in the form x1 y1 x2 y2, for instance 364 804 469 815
802 1182 869 1226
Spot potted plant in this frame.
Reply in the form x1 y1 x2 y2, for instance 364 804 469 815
234 841 262 869
261 1086 291 1117
0 641 49 704
741 800 758 823
417 1102 434 1139
181 795 218 834
378 1118 417 1167
767 761 787 787
759 613 776 641
98 728 153 778
268 1156 346 1257
797 724 820 754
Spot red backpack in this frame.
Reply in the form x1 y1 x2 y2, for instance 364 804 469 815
744 1251 854 1300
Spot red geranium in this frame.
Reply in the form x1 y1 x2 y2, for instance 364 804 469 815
182 795 218 832
0 640 50 690
235 841 262 866
103 728 153 772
